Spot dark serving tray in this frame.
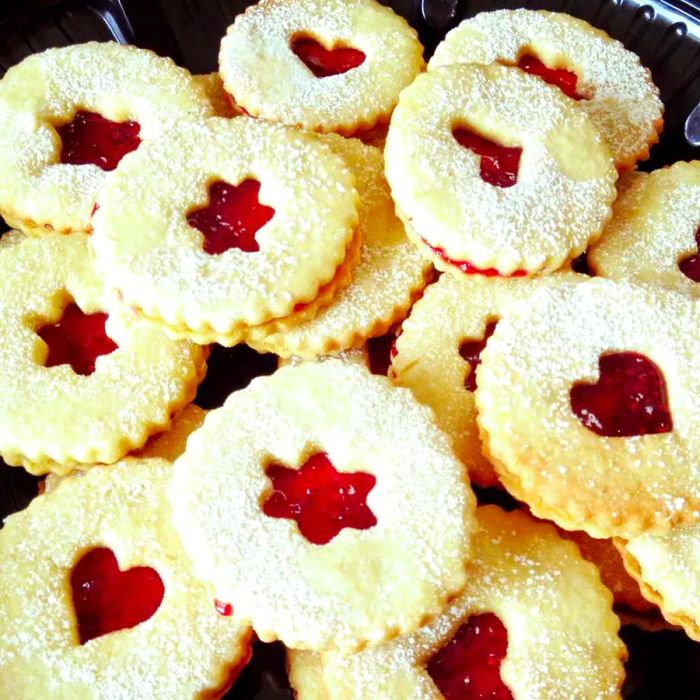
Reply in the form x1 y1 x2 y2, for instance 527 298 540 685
1 0 700 697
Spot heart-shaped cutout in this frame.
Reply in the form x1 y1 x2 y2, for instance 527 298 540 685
56 110 141 172
516 55 585 101
71 547 164 644
426 612 512 700
459 321 498 393
678 227 700 282
452 127 522 189
187 179 275 255
262 452 377 545
291 37 366 78
38 302 118 376
570 352 673 437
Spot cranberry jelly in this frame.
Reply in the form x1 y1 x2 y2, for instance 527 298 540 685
453 128 522 189
460 322 498 392
516 55 584 101
291 37 366 78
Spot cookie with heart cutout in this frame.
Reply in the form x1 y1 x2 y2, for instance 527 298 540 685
429 9 663 171
0 231 206 474
246 135 431 358
589 162 700 297
0 42 213 236
384 62 617 277
0 457 253 699
91 116 359 345
169 359 477 653
389 271 582 487
475 277 700 539
218 0 424 135
288 506 626 700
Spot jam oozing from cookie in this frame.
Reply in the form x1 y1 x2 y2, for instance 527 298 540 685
516 55 585 101
187 179 275 255
291 37 366 78
426 613 512 700
453 128 522 189
37 303 118 376
56 111 141 171
459 321 498 392
262 452 377 545
570 352 673 437
71 547 164 645
678 228 700 282
215 599 234 616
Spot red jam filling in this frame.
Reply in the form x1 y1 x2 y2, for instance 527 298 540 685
453 128 522 189
37 303 118 376
426 613 512 700
56 110 141 171
262 452 377 545
459 321 498 392
678 228 700 282
71 547 164 645
215 599 234 617
291 37 366 78
570 352 673 437
187 179 275 255
516 55 585 101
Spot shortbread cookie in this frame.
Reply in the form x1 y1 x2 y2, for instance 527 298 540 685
193 73 243 118
390 272 580 487
247 136 431 357
589 163 700 297
476 278 700 538
429 9 663 170
385 63 617 276
92 117 358 342
279 346 371 369
617 525 700 640
170 360 476 652
0 458 252 698
218 0 424 134
289 506 626 699
0 231 205 474
0 42 212 236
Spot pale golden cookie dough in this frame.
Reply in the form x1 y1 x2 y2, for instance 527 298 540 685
219 0 425 134
390 273 581 487
0 232 205 474
0 458 253 699
476 278 700 539
193 72 243 118
0 42 212 235
247 135 431 358
170 360 477 652
92 116 359 341
289 506 626 700
589 163 700 297
384 62 617 276
429 9 663 170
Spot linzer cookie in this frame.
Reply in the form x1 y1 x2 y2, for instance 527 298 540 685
0 42 212 236
429 9 663 170
0 458 253 698
218 0 424 134
0 231 206 474
475 278 700 539
246 135 431 358
390 272 581 487
384 63 617 277
169 360 476 652
288 506 626 699
589 163 700 296
91 116 359 345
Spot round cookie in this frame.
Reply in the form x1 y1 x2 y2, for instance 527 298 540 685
0 457 252 698
0 231 205 474
247 135 431 358
390 272 581 487
169 360 477 652
0 42 212 235
218 0 424 135
384 62 617 276
429 9 663 170
289 506 626 700
475 278 700 539
589 163 700 297
91 116 359 343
